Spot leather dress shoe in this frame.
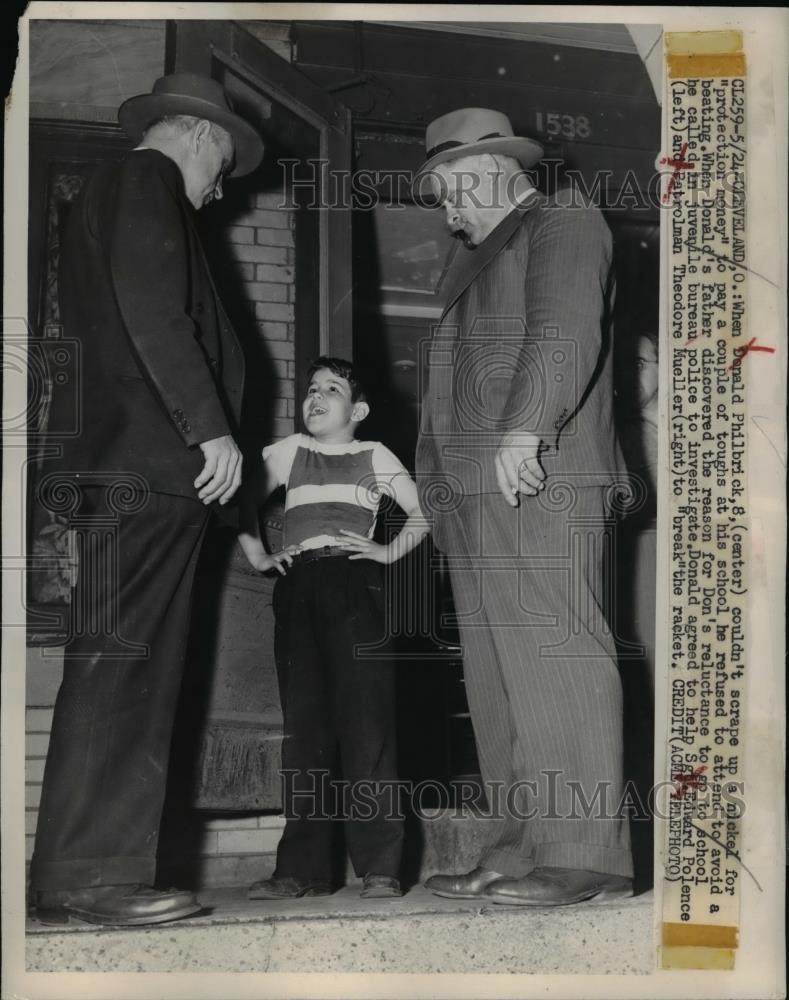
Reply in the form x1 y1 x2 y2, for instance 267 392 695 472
247 875 332 900
484 867 633 906
31 884 202 926
360 874 402 898
424 866 505 899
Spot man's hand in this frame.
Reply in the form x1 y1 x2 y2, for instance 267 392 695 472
245 545 302 575
495 432 546 507
195 435 242 505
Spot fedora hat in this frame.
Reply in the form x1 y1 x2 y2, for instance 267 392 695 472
416 108 543 179
118 72 264 177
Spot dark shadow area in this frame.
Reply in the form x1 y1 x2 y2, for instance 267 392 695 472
614 515 657 896
158 153 287 885
609 214 660 895
351 194 399 450
157 522 240 890
158 118 325 880
200 151 286 460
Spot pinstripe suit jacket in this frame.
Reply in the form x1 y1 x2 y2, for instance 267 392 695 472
415 187 622 554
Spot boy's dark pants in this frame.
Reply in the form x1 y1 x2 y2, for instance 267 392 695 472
273 555 403 881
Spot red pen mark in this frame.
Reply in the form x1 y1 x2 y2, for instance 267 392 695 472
671 765 707 799
660 143 695 203
729 337 776 370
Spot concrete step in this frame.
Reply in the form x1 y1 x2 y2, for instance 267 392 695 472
26 884 654 974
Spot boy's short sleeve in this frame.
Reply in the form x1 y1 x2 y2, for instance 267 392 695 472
371 441 412 495
262 434 302 489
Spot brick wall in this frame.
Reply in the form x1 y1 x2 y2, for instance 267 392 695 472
182 814 285 889
25 704 50 860
222 20 298 441
223 190 297 440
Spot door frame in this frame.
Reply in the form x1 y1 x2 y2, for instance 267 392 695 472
166 20 353 399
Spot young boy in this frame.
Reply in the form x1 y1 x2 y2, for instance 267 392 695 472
239 356 430 899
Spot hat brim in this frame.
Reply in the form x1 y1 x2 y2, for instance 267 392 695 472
413 136 544 198
118 93 264 177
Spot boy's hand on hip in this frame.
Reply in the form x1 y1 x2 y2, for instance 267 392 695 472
335 530 390 564
495 432 545 507
248 546 302 575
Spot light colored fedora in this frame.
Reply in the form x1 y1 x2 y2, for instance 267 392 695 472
118 72 264 177
416 107 543 179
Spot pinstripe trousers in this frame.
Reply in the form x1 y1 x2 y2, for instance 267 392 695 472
443 484 633 879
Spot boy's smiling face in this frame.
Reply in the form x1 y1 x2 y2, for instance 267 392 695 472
302 367 369 443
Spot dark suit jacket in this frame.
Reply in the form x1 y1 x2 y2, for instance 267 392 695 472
416 188 622 552
49 148 244 500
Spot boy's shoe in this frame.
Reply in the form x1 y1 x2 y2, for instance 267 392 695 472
360 874 402 898
247 875 332 900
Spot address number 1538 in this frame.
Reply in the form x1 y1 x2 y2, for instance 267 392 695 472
535 112 592 140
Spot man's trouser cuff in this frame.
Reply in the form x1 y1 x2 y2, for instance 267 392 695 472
29 855 156 891
482 842 633 880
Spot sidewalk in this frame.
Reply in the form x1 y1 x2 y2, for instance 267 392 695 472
26 884 654 974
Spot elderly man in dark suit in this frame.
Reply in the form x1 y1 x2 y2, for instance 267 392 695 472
415 109 633 905
29 73 264 926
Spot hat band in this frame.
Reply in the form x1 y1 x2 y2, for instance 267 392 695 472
425 131 506 161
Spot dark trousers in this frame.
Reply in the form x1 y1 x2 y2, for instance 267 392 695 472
272 556 403 881
29 486 209 891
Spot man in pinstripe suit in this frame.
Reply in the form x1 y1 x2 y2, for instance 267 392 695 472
414 109 633 905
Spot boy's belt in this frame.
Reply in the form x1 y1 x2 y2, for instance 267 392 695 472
291 545 347 564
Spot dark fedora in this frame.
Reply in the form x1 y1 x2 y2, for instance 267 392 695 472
416 108 543 180
118 72 264 177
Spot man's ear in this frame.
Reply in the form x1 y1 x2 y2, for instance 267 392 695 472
479 152 500 173
192 119 213 151
480 152 506 189
351 400 370 423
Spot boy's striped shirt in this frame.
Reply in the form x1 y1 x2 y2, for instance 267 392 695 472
262 434 411 550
